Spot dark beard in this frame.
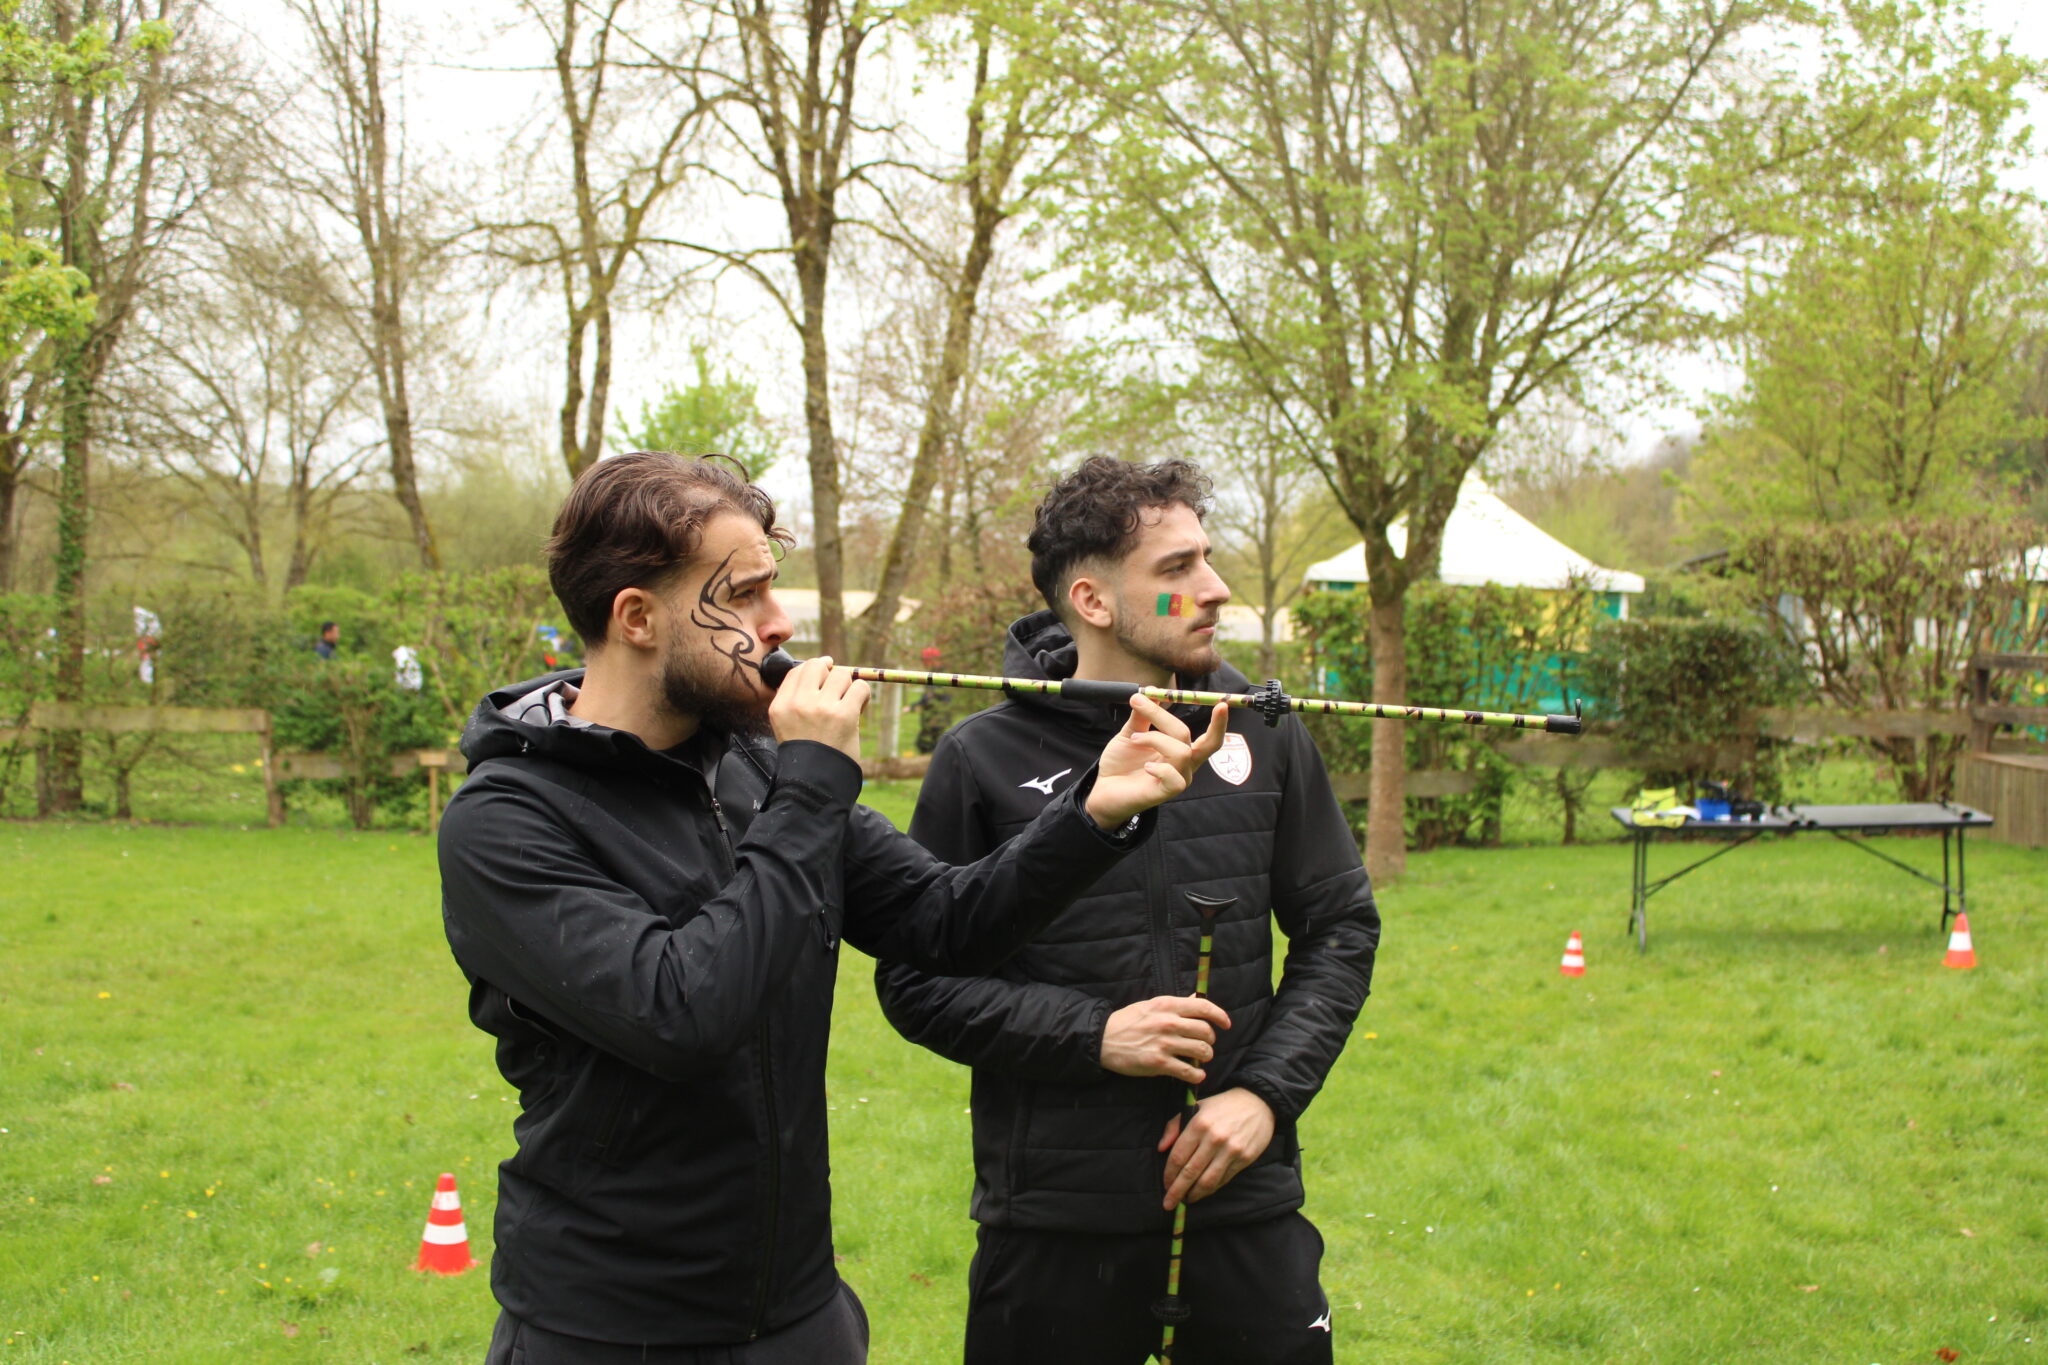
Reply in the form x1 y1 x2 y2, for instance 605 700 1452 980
660 642 773 740
1114 618 1221 684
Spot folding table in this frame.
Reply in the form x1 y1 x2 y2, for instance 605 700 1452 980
1608 802 1994 951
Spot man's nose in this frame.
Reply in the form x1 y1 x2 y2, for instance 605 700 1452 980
1197 564 1232 608
758 594 794 650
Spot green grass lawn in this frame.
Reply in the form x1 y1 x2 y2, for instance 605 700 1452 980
2 811 2043 1363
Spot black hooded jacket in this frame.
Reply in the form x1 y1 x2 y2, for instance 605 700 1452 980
437 670 1152 1346
875 613 1378 1234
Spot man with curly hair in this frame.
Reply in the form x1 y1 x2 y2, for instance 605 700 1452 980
878 455 1379 1364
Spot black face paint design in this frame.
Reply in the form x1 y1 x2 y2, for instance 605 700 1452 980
690 549 763 682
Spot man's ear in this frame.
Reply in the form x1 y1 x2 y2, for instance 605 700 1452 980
1066 568 1116 632
609 586 662 651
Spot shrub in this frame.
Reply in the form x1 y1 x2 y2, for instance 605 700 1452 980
1583 617 1810 800
1294 582 1597 849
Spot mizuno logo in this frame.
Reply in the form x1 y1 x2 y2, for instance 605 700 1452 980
1018 768 1072 795
1308 1310 1331 1332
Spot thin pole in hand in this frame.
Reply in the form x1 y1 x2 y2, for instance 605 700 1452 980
1154 892 1235 1362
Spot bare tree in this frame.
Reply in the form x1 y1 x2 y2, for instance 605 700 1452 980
1203 400 1350 678
851 19 1089 667
684 0 892 659
286 0 442 567
487 0 726 482
122 237 378 588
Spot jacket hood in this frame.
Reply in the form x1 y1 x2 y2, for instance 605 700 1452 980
1000 610 1251 727
457 669 741 780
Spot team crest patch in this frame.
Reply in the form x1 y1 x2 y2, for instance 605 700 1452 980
1208 732 1253 786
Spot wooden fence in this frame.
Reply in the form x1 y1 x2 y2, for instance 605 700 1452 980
1329 683 2048 806
8 651 2043 837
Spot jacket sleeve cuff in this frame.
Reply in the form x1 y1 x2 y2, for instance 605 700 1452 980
1063 766 1157 849
1229 1071 1301 1123
1072 995 1113 1083
771 740 864 811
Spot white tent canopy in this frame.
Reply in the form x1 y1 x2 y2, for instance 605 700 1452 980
1303 473 1645 599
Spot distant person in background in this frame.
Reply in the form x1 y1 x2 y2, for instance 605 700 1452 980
315 622 339 660
394 644 424 691
133 606 162 687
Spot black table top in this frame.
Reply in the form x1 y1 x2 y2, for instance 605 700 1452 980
1608 801 1993 834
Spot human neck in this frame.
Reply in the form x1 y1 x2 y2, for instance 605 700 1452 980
1071 630 1172 689
567 650 699 750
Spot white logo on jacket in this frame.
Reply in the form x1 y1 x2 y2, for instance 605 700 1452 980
1207 731 1253 785
1018 767 1072 796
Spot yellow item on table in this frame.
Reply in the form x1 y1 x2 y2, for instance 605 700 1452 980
1630 787 1689 828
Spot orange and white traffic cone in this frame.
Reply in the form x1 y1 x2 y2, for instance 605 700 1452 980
414 1172 479 1275
1943 914 1976 970
1559 931 1586 978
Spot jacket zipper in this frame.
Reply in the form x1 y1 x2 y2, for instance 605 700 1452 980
1144 825 1175 996
705 772 781 1341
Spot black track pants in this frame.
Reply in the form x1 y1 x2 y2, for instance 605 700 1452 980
484 1277 869 1364
963 1211 1333 1365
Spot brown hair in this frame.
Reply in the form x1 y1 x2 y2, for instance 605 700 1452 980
545 452 792 647
1027 456 1212 620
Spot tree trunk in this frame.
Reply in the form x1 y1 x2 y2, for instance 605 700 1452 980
856 230 996 665
355 0 439 569
45 354 91 814
381 336 439 569
0 438 21 592
798 250 846 659
1365 593 1407 883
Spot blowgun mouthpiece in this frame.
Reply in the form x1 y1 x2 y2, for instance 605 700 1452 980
759 648 801 689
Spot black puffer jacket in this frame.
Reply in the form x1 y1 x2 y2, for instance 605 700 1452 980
876 613 1378 1234
438 671 1151 1346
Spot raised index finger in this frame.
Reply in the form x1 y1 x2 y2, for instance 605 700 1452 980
1127 692 1191 743
1189 702 1230 765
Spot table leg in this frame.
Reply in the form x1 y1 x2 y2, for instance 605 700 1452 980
1953 829 1967 932
1630 833 1648 952
1941 829 1953 930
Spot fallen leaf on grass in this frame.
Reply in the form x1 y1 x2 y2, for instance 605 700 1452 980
111 1082 134 1091
1959 1228 1975 1238
280 1320 299 1338
1936 1349 1959 1362
91 1175 111 1186
304 1242 323 1257
1800 1285 1819 1293
909 1272 932 1287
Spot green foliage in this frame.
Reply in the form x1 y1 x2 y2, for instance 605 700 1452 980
612 347 778 480
900 577 1047 745
1583 616 1811 800
1693 1 2048 530
0 574 562 826
268 655 445 829
1730 515 2048 800
0 235 93 355
1295 582 1596 849
385 567 564 727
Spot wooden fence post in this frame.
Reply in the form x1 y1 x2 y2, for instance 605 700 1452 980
260 717 284 828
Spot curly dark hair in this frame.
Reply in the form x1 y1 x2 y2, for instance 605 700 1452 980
1027 456 1212 621
546 451 793 647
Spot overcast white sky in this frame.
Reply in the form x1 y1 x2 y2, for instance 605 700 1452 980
212 0 2048 494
